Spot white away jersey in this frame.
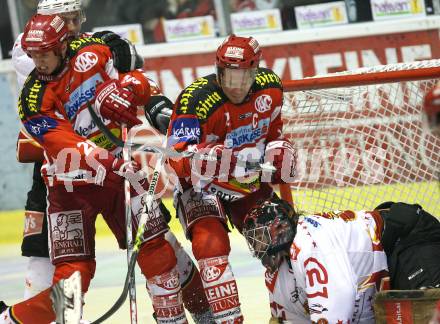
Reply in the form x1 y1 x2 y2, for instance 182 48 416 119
12 33 34 90
267 210 389 323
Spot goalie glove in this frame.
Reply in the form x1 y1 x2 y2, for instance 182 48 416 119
92 30 143 72
95 79 142 127
144 95 173 135
263 140 297 184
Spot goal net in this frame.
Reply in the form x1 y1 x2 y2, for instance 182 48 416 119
282 59 440 216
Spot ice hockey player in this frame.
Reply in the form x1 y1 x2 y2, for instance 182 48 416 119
165 34 297 323
12 1 213 322
1 13 188 324
242 200 440 323
424 81 440 136
12 0 142 300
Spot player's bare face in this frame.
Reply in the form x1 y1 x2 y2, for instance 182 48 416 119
60 11 84 37
220 67 256 104
30 51 61 75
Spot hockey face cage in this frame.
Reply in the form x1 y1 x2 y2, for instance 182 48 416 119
37 0 86 23
243 198 297 261
22 14 68 55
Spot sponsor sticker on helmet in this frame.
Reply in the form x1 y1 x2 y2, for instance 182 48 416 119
26 30 44 42
248 38 260 53
74 52 99 73
50 15 65 33
225 46 244 59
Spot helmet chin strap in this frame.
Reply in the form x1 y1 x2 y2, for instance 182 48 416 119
37 55 69 82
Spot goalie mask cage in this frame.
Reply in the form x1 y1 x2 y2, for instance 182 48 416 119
282 59 440 216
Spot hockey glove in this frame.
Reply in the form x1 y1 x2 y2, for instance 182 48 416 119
170 143 237 180
105 158 147 194
144 95 173 135
264 140 297 184
424 82 440 135
92 30 143 72
95 79 142 127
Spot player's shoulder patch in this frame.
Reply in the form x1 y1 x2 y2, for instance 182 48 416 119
253 67 282 91
18 71 47 121
68 36 106 57
176 74 227 120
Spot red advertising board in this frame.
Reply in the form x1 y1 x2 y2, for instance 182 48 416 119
143 29 440 101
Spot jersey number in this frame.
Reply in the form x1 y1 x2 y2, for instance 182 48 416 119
304 257 329 299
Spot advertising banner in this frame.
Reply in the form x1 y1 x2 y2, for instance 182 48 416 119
92 24 144 45
231 8 283 35
294 1 348 29
163 15 216 42
371 0 426 21
143 29 440 102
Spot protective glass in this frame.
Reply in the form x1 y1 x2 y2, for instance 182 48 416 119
219 67 256 103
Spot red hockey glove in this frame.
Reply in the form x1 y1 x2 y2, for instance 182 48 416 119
170 143 237 180
95 79 142 127
424 83 440 135
104 158 147 194
195 143 238 180
264 140 297 184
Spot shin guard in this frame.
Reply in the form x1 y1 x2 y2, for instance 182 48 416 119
147 267 187 324
198 256 243 323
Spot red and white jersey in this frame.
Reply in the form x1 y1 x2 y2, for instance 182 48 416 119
13 32 90 163
18 37 150 187
268 210 389 323
168 68 284 201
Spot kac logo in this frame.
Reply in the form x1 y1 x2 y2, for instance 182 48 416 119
201 266 221 283
255 94 272 113
74 52 99 73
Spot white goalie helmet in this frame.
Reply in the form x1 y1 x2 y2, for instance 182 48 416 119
37 0 85 21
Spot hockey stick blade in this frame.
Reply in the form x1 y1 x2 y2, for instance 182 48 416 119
91 251 138 324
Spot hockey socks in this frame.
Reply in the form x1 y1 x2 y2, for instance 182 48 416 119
198 256 243 323
147 267 187 323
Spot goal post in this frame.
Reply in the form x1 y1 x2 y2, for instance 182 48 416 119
280 59 440 216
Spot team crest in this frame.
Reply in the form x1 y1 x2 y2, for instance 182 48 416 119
74 52 98 72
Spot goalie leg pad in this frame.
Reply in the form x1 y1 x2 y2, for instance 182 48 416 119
53 260 96 293
50 271 82 324
147 267 187 324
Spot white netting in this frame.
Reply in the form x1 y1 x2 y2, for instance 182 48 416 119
282 59 440 216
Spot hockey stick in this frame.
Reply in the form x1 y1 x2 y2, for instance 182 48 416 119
91 151 164 324
121 124 137 324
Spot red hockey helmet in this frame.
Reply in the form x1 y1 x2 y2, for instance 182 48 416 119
216 34 262 69
216 35 262 103
21 14 68 55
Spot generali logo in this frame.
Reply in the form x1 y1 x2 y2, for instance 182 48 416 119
255 94 272 113
74 52 99 73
